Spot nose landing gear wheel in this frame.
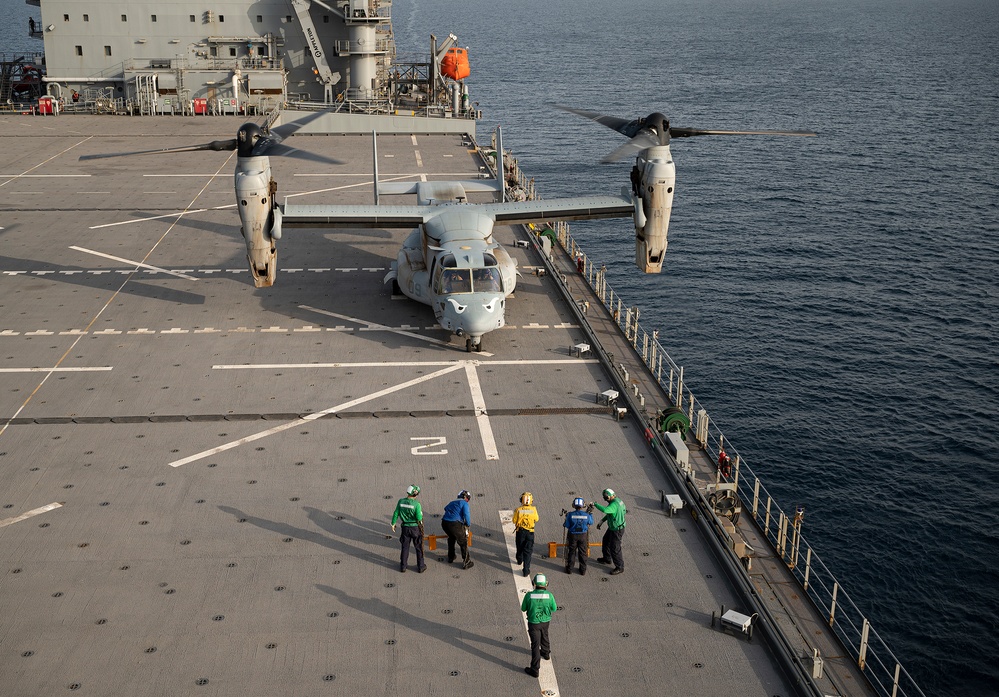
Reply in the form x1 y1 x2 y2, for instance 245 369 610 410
466 338 473 352
465 338 482 353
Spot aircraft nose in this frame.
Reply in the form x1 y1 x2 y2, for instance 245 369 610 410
444 296 504 336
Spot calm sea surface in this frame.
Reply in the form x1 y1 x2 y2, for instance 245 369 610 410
393 0 999 694
3 0 998 694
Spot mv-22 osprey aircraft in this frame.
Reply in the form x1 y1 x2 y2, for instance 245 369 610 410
81 109 813 352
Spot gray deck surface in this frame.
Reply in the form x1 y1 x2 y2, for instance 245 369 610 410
0 114 799 696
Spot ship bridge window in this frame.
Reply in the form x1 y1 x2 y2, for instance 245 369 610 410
219 15 225 22
229 47 237 57
256 15 263 22
75 46 82 56
190 15 196 22
83 14 89 22
151 15 157 23
63 14 69 22
121 14 127 22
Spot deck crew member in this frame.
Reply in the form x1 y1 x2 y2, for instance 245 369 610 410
718 449 732 479
442 489 474 569
521 573 557 678
513 492 539 577
593 488 626 575
391 485 426 573
563 497 594 575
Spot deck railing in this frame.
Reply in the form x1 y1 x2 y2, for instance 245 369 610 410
499 151 926 697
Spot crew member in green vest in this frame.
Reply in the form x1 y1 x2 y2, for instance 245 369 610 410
593 487 626 575
521 573 557 677
391 485 425 573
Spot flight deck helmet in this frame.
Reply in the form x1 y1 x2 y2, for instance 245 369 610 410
521 492 533 506
602 488 616 502
407 485 420 496
533 573 548 588
573 497 585 509
458 490 471 501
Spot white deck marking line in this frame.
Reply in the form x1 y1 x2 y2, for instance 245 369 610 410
211 358 599 369
1 155 234 440
0 367 112 373
0 502 63 529
465 362 498 460
69 247 198 281
281 173 417 200
298 305 495 356
87 209 209 229
144 174 230 177
87 203 238 230
1 136 94 188
0 174 90 178
499 509 561 695
411 135 418 146
292 171 480 177
415 150 423 167
169 363 465 467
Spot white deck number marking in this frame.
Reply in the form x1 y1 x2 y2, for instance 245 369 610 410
411 437 448 455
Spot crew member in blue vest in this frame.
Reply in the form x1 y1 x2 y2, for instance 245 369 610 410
563 497 594 575
442 489 474 569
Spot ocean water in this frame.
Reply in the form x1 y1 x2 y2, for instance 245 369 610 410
3 0 997 694
391 0 999 694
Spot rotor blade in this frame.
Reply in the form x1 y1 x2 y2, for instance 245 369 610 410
555 105 640 137
259 142 345 165
600 132 660 163
670 128 817 138
78 139 238 161
267 109 330 141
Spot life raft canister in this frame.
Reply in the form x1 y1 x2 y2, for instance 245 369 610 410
440 48 470 80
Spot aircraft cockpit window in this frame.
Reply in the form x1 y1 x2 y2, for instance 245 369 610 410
472 267 503 293
441 255 457 268
483 253 498 267
440 269 472 294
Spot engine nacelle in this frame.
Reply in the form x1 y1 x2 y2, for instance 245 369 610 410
235 155 278 287
631 145 675 273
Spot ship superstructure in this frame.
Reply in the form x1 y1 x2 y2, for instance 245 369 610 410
23 0 471 117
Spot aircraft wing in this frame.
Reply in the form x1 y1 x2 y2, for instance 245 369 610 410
280 193 634 230
280 203 430 228
479 194 634 225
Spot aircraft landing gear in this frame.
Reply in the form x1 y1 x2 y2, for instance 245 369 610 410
465 337 482 353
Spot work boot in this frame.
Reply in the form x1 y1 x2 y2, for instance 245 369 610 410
523 568 529 577
524 667 540 678
541 652 551 660
610 567 624 575
579 567 586 576
400 565 406 573
596 557 611 565
462 559 474 570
